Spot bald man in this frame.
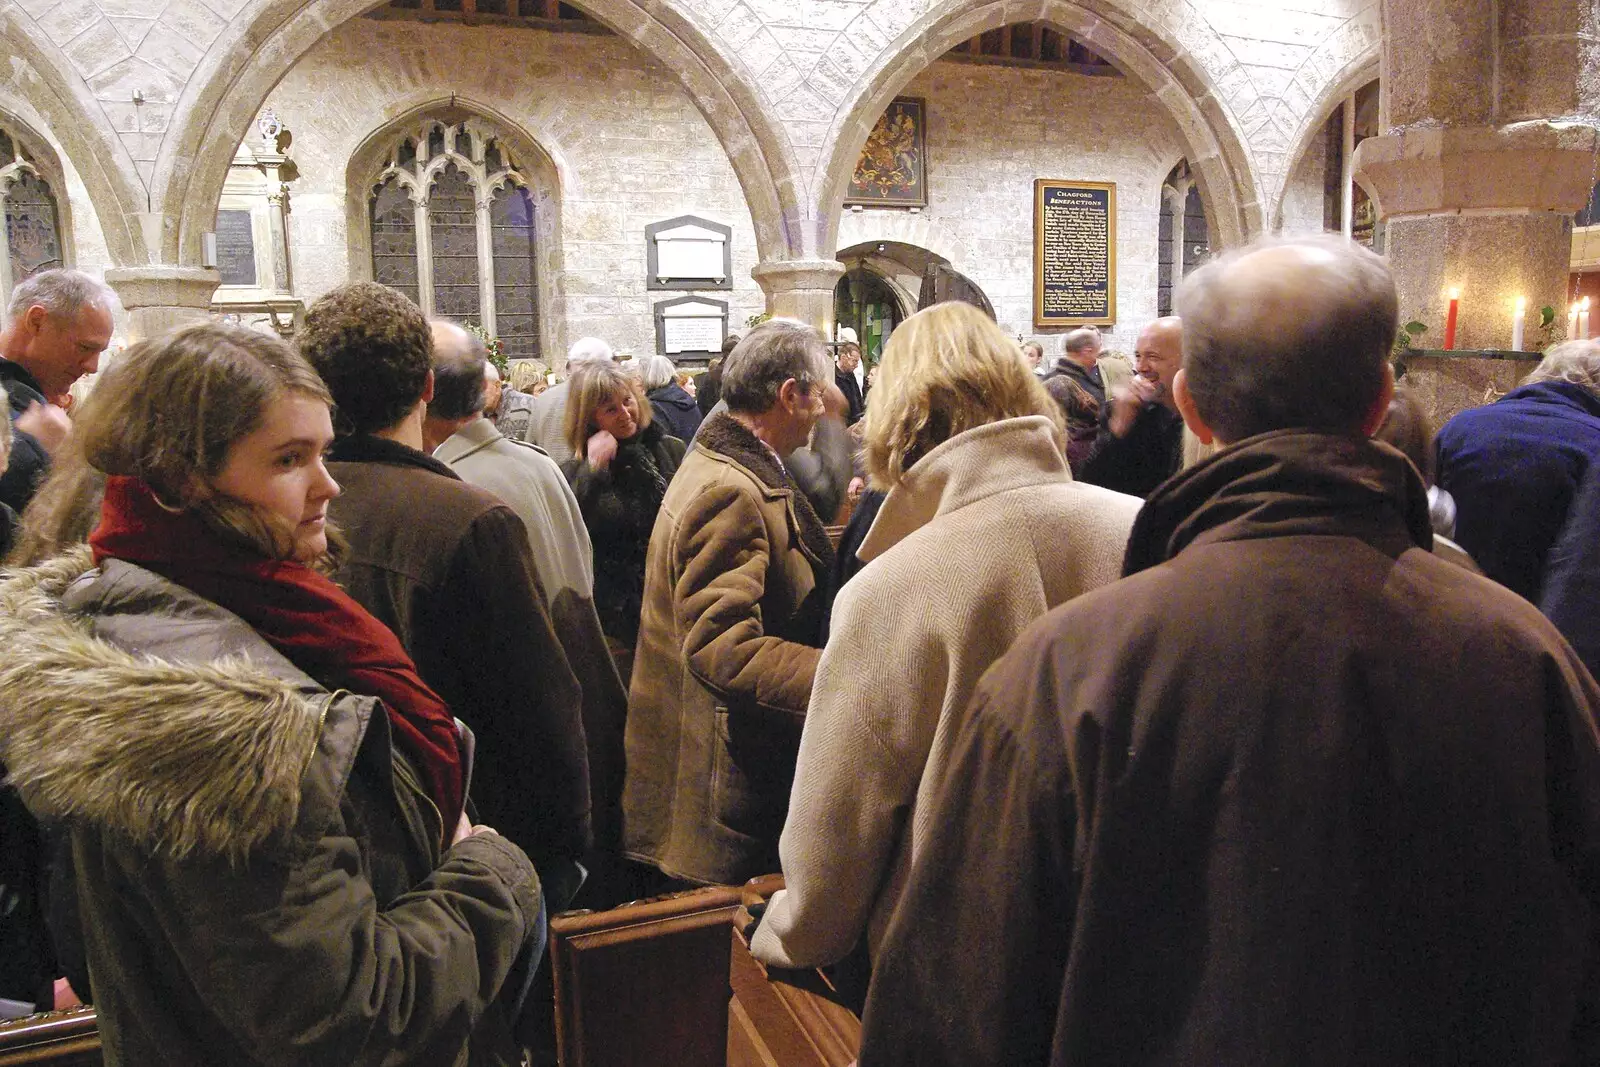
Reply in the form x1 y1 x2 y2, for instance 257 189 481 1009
1077 316 1185 497
861 235 1600 1067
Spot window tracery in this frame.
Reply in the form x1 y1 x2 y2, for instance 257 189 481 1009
369 117 539 357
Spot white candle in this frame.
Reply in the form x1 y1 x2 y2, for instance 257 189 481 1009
1582 298 1592 341
1570 303 1580 338
1511 297 1526 351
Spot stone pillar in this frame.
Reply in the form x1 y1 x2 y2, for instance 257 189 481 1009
751 260 846 334
1351 0 1598 418
105 266 222 341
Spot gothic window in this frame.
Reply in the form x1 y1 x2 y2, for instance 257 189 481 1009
0 128 65 308
1158 162 1209 317
367 117 539 356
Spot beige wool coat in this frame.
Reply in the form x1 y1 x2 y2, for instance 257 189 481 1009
750 416 1142 969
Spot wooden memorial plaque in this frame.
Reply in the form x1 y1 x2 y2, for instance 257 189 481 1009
1033 179 1116 328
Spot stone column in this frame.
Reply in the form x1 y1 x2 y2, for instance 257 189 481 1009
751 260 846 333
1352 0 1598 417
105 266 222 341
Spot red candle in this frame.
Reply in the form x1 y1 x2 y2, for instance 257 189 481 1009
1443 288 1460 350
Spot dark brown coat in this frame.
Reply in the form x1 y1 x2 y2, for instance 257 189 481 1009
862 431 1600 1067
622 413 834 885
326 434 590 868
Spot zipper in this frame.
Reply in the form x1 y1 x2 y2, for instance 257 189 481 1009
392 752 446 860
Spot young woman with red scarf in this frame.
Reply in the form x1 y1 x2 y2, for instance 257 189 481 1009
0 323 544 1066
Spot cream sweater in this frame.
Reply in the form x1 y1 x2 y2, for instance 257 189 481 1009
750 416 1142 969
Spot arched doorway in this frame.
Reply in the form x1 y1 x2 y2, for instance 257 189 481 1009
833 264 906 363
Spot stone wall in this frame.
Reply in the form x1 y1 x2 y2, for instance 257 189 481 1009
257 17 767 360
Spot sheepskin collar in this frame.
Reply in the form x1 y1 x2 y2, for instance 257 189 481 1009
695 411 834 569
0 547 351 862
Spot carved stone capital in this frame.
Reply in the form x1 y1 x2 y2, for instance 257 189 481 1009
1352 123 1600 219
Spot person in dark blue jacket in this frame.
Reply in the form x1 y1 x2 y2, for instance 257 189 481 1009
1541 459 1600 681
639 354 702 444
1436 344 1600 602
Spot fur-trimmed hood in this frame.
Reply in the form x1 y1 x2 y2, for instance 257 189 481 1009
694 411 835 571
0 547 346 861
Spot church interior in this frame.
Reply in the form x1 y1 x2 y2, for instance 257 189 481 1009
2 1 1599 1064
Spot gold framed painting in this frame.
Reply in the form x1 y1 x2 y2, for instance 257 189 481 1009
846 97 928 208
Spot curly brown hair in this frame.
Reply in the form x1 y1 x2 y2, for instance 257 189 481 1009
300 282 431 436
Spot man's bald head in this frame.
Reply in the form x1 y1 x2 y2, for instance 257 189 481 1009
1176 235 1396 443
427 319 489 421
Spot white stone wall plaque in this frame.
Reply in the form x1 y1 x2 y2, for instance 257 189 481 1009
655 296 728 356
646 215 733 290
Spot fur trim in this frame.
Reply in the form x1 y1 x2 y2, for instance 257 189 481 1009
0 547 328 861
695 413 835 569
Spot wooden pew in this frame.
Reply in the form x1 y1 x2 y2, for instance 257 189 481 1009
549 877 861 1067
0 1008 101 1066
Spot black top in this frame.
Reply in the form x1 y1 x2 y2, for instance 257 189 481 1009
0 358 50 515
1078 401 1185 499
836 368 867 426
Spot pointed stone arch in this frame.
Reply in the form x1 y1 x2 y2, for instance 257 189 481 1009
1271 54 1381 231
0 7 148 268
156 0 805 272
814 0 1264 261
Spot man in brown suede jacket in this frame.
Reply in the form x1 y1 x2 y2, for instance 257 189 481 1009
861 237 1600 1066
624 320 836 886
302 284 590 903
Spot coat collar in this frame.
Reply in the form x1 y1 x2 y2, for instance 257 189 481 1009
432 416 503 465
328 433 461 481
1498 379 1600 420
694 411 835 571
1122 429 1434 577
859 416 1069 563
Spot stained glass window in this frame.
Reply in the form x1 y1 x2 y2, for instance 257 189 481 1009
428 164 481 322
491 185 538 359
370 175 420 307
367 118 539 355
0 129 65 307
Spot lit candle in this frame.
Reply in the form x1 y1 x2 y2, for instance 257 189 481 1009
1443 288 1461 350
1570 302 1580 338
1583 297 1592 341
1511 297 1526 352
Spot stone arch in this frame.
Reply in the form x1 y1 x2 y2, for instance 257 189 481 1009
814 0 1263 260
345 98 568 359
156 0 804 272
836 212 971 272
1271 55 1381 230
0 9 146 268
0 103 78 273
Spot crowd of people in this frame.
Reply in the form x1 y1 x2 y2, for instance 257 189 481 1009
3 232 1600 1064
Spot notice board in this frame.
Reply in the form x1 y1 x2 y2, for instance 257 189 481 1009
1033 179 1116 327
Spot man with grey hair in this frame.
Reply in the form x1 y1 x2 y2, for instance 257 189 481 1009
527 335 615 463
1436 340 1600 602
624 319 836 886
425 322 630 884
862 234 1600 1067
0 269 115 514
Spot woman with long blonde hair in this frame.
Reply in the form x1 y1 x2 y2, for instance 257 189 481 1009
0 323 543 1065
750 302 1144 983
561 360 685 658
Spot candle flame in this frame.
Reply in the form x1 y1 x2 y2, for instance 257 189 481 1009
1448 288 1461 300
1586 297 1593 311
1516 297 1527 312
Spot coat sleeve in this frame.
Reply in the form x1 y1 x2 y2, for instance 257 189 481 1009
426 507 592 866
0 429 48 514
859 654 1077 1067
674 483 820 719
140 825 542 1066
751 576 940 969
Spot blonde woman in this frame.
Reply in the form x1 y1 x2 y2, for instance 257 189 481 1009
749 302 1143 978
561 360 685 654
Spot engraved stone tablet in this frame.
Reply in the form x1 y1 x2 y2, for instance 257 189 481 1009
216 209 257 287
646 216 733 291
656 297 728 356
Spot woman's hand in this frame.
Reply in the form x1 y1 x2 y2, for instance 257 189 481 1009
586 429 619 470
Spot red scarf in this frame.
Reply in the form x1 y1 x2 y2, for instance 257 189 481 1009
90 476 464 839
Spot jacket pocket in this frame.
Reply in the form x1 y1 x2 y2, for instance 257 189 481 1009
708 705 793 844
